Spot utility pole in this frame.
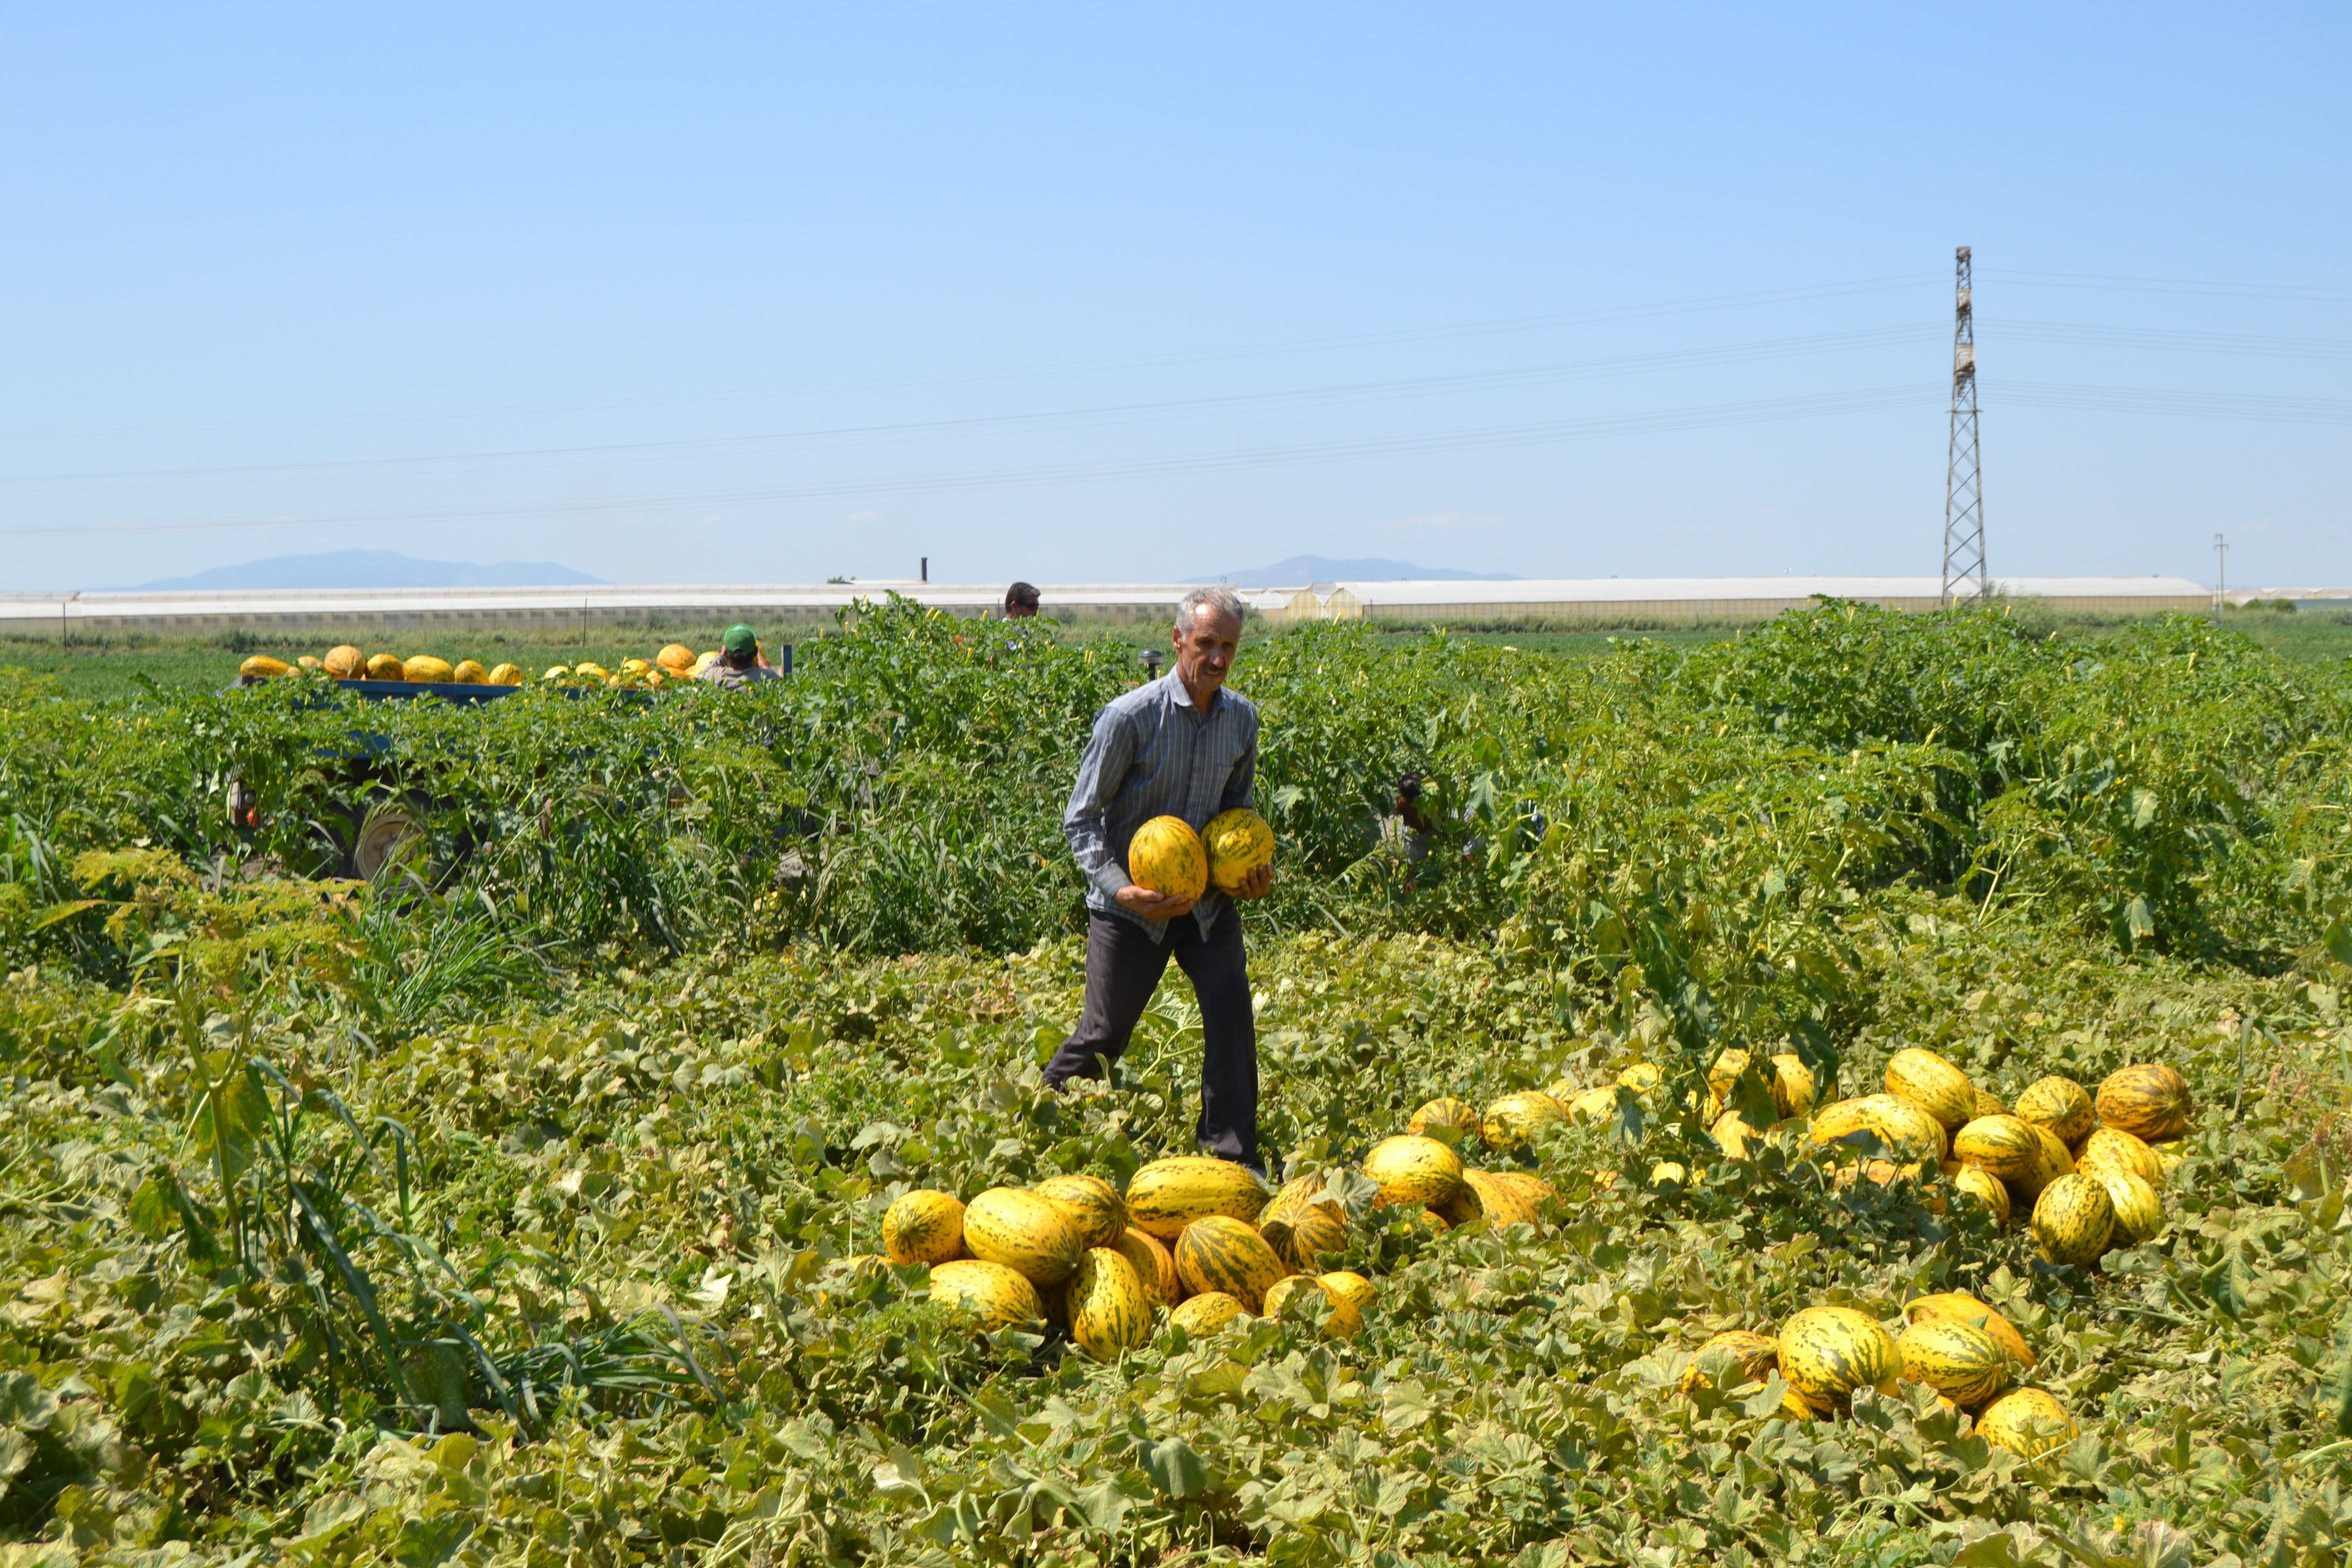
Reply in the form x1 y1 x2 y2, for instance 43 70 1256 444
1940 246 1987 605
2214 532 2227 614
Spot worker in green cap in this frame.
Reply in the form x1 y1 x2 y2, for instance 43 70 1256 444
699 624 781 689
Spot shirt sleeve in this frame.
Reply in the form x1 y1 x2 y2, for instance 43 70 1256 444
1064 704 1137 901
1218 707 1258 813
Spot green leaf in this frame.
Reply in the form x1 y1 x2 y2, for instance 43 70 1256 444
1144 1437 1207 1499
2323 1302 2352 1436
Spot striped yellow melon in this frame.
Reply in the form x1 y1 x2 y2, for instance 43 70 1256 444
1173 1214 1286 1311
1778 1306 1901 1411
2091 1169 2165 1245
239 654 290 679
1976 1387 2075 1459
1460 1168 1549 1229
1479 1092 1567 1152
1113 1226 1181 1305
1679 1329 1779 1394
485 662 524 685
880 1189 967 1266
1650 1161 1688 1185
2096 1063 2192 1143
572 662 610 683
2030 1173 2115 1266
1262 1192 1349 1271
1034 1173 1128 1248
402 655 455 683
1616 1062 1664 1096
1168 1290 1247 1336
1124 1156 1268 1239
1319 1271 1376 1315
1952 1165 2012 1224
1065 1247 1154 1359
1567 1086 1622 1124
2074 1126 2164 1189
297 655 323 671
1778 1389 1821 1421
1363 1135 1464 1208
1434 1182 1483 1228
1772 1053 1819 1118
1896 1318 2011 1407
1906 1293 2035 1370
323 644 365 678
1202 807 1275 893
1812 1094 1947 1164
1407 1096 1481 1143
1885 1048 1977 1131
1951 1115 2042 1183
2011 1124 2074 1202
655 643 696 674
1809 1098 1874 1144
1259 1171 1325 1227
927 1259 1045 1330
2013 1076 2096 1145
1711 1108 1767 1161
1127 815 1208 902
451 659 488 683
1831 1158 1916 1192
1705 1049 1759 1101
1973 1087 2008 1118
364 653 407 679
1262 1275 1362 1339
961 1188 1085 1286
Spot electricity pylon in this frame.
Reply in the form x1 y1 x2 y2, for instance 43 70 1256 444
1940 246 1987 605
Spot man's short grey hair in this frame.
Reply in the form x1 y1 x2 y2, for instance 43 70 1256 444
1174 584 1248 635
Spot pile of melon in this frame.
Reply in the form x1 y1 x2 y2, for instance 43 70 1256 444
1681 1292 2078 1457
545 645 725 689
240 647 529 686
876 1159 1381 1360
239 642 728 690
871 1071 1578 1359
1794 1049 2191 1267
1545 1040 2190 1267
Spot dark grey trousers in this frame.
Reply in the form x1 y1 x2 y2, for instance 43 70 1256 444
1042 903 1259 1167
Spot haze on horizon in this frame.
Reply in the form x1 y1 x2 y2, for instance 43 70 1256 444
1 6 2344 595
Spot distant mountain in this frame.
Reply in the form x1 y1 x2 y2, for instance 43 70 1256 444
133 550 605 591
1197 555 1515 589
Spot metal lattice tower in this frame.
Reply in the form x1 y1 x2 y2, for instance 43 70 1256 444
1940 246 1987 604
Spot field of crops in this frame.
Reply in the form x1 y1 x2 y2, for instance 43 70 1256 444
5 597 2352 1566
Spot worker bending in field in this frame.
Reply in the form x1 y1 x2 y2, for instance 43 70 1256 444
1046 585 1273 1173
699 624 780 690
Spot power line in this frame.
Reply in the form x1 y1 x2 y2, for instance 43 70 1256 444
1992 380 2352 424
0 324 1944 487
1982 268 2352 304
0 383 1949 540
1997 320 2352 360
0 272 1947 445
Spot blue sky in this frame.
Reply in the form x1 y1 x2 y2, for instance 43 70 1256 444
2 4 2344 590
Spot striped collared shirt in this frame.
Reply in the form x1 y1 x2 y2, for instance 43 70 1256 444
1063 669 1259 941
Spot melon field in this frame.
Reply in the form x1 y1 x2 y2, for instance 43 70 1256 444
6 599 2352 1566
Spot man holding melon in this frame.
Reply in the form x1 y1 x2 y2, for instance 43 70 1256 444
1047 585 1276 1173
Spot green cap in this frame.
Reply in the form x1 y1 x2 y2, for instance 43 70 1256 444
723 624 758 658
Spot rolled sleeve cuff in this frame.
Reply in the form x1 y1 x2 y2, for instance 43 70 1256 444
1089 862 1131 902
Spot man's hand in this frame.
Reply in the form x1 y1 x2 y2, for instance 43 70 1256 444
1232 862 1273 899
1115 884 1195 920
